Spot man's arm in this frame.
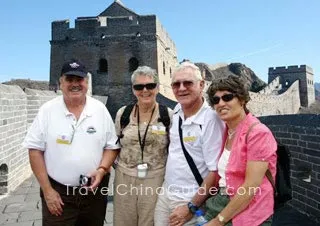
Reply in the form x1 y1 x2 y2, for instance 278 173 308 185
29 149 64 216
89 148 120 189
169 171 218 226
190 171 217 205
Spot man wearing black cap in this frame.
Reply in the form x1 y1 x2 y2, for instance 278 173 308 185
23 59 120 226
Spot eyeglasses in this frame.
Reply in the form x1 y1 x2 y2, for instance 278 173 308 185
133 83 157 91
171 80 194 89
210 93 236 105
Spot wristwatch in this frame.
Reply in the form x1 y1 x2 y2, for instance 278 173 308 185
217 213 226 224
187 202 199 214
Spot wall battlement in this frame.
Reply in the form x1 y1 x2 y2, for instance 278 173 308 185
52 15 157 40
269 65 314 75
259 76 281 95
268 64 315 107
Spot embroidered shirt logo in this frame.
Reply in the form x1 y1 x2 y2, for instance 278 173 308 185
69 62 80 68
87 126 97 134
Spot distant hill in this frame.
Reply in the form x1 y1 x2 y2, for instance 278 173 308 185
196 62 267 92
2 79 49 90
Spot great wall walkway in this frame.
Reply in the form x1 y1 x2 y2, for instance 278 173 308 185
0 171 318 226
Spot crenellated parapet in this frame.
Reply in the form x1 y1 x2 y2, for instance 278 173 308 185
258 76 281 95
269 65 313 77
268 65 315 107
248 80 301 116
51 15 158 42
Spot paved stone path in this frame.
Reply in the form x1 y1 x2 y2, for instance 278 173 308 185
0 172 114 226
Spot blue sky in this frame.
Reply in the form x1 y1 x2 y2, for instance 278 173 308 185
1 0 319 83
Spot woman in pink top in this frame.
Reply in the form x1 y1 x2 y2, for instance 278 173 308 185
204 75 277 226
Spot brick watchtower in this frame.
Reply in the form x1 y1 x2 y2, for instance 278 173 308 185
268 65 315 107
49 0 178 117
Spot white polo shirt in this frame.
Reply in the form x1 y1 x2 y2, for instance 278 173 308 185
23 95 119 186
164 101 224 200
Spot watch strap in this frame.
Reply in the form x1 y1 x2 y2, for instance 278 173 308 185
187 202 199 214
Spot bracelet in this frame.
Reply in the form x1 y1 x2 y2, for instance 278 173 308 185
97 166 108 174
217 213 226 225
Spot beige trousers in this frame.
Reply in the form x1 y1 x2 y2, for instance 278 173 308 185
154 183 197 226
113 168 164 226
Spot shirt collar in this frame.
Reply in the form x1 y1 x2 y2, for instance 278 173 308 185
62 95 93 117
174 100 211 125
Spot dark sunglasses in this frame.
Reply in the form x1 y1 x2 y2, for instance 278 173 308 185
211 93 236 105
133 83 157 91
171 80 194 89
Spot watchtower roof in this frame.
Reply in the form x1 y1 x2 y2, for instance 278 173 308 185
99 0 138 17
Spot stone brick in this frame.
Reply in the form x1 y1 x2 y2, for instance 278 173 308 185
304 149 320 158
18 211 42 222
0 212 20 225
4 201 38 213
301 134 320 143
305 205 320 223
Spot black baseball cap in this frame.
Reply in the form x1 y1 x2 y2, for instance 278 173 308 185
61 59 88 77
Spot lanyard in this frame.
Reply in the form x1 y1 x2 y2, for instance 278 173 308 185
137 104 156 163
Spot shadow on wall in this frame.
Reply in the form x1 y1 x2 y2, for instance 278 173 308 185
0 164 8 194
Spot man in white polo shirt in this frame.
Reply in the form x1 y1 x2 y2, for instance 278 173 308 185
154 62 224 226
23 59 120 226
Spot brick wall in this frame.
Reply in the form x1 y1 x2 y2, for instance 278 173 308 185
260 114 320 223
24 88 59 125
0 84 29 193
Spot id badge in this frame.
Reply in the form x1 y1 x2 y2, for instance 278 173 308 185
151 125 167 135
56 134 71 145
137 163 148 178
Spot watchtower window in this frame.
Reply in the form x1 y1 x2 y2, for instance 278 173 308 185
170 67 172 78
163 62 166 75
129 57 139 72
285 80 290 87
99 59 108 73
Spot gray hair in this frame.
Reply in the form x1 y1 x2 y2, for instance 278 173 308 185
172 61 203 81
131 66 159 84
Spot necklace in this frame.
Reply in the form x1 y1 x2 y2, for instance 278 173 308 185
227 129 236 140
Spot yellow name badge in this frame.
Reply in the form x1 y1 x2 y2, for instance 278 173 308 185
56 135 71 145
151 125 167 135
183 136 197 143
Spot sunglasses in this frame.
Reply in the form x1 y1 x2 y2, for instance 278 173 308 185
171 80 194 89
133 83 157 91
211 93 236 105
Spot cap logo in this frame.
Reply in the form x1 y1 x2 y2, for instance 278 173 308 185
69 62 80 68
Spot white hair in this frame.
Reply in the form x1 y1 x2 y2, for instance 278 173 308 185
172 61 202 81
131 66 159 84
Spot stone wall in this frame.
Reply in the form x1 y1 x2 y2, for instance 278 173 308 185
0 84 29 194
260 114 320 223
259 76 281 95
248 80 301 116
24 88 59 125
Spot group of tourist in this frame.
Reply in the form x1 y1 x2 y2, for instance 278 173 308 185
23 59 277 226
